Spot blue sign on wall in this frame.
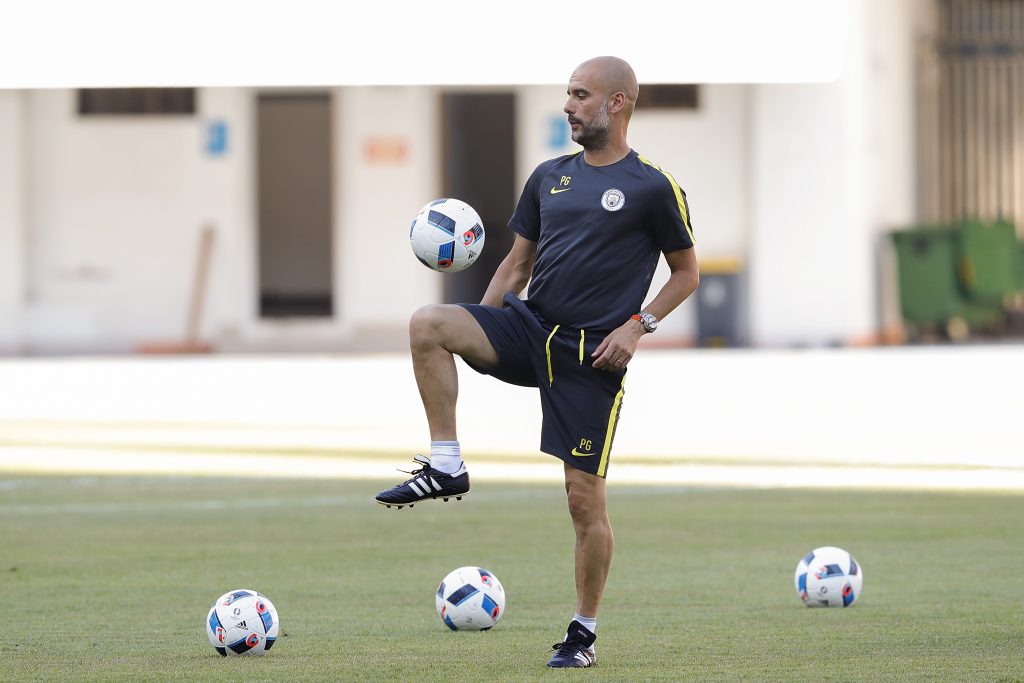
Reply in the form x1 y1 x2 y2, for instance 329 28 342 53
547 114 570 150
205 120 228 157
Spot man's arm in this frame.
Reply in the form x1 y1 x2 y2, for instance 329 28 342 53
480 234 538 307
591 246 699 371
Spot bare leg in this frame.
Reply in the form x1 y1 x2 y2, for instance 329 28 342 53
563 464 614 617
408 304 498 441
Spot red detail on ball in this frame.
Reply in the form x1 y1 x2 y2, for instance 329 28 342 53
216 627 225 643
246 633 260 647
491 606 500 619
437 259 453 269
255 601 267 614
842 583 853 596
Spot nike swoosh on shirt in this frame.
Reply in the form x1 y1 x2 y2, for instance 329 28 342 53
550 187 571 194
571 448 595 457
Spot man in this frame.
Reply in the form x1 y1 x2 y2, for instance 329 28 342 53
376 56 699 668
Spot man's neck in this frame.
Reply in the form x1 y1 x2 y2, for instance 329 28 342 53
582 140 631 167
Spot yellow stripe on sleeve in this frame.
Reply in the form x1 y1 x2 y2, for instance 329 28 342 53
637 154 695 245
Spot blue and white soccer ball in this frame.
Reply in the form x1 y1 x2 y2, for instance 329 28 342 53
794 546 863 607
435 566 506 630
205 589 280 656
409 198 485 272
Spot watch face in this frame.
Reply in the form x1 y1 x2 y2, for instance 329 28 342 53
641 313 658 332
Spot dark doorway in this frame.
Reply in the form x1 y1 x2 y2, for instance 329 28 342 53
440 92 517 304
256 93 334 317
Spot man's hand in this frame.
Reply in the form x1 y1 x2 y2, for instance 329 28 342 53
591 318 644 371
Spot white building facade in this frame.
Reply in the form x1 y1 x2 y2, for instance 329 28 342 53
0 0 929 355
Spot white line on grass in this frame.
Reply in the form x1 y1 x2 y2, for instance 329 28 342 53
1 446 1022 492
0 495 364 516
0 479 748 516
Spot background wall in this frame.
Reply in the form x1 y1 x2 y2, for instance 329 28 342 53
0 1 931 354
0 91 25 354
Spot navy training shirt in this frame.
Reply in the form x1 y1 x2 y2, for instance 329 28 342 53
508 149 695 333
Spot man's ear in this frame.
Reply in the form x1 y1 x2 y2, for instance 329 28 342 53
608 91 627 114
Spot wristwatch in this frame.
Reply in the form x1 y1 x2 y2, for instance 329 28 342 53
631 312 658 334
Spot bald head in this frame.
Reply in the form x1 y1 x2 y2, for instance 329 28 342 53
573 56 639 115
564 55 638 158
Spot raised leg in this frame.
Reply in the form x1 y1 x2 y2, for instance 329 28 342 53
408 304 498 440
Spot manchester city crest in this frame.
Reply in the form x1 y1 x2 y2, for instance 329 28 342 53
601 188 625 212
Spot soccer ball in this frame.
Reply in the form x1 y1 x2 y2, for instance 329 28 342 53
794 546 863 607
435 566 506 631
409 198 485 272
205 589 280 656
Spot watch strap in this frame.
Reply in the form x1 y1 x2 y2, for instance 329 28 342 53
631 312 657 333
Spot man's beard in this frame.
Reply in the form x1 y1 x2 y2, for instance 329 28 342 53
571 102 611 151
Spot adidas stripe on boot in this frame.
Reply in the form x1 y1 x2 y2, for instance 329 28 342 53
375 455 469 509
547 620 597 668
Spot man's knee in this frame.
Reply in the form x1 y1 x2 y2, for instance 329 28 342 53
410 304 452 348
409 304 498 368
565 484 593 522
564 470 607 524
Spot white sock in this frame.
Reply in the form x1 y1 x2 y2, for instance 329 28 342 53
573 613 597 634
429 440 462 474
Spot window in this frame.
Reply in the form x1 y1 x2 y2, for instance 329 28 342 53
77 88 196 115
636 84 699 110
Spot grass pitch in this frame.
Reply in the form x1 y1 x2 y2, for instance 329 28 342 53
1 475 1022 681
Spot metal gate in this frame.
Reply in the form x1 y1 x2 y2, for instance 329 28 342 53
917 0 1024 230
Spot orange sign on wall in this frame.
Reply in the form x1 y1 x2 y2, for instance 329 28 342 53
363 137 409 165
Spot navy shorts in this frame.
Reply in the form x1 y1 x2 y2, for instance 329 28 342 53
459 293 626 478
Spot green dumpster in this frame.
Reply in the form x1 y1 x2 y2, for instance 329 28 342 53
891 227 962 326
958 220 1018 304
1017 238 1024 292
890 225 1005 340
